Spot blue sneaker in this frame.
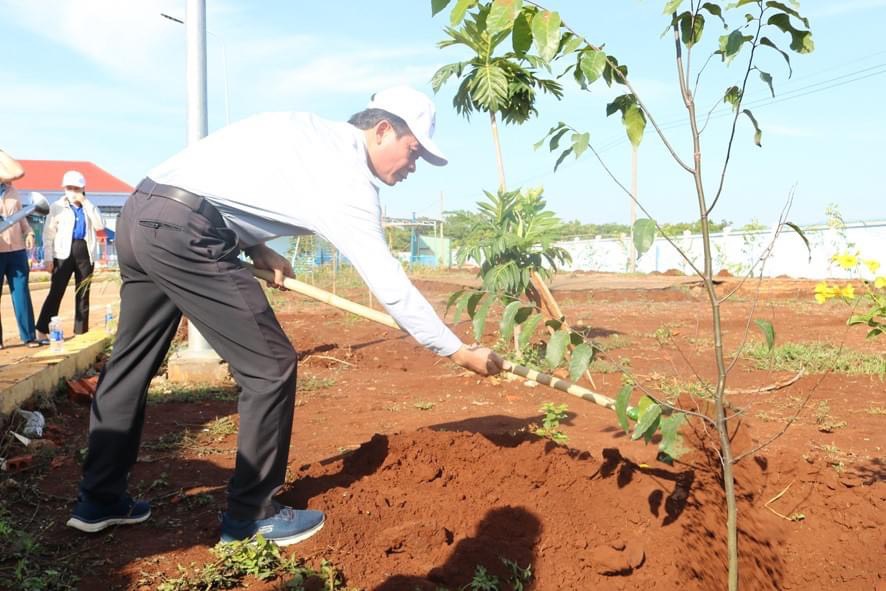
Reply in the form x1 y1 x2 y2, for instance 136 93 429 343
66 495 151 533
220 504 325 546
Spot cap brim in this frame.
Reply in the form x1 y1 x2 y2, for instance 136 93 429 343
413 133 448 167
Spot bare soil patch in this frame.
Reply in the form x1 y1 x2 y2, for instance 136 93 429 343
3 272 883 590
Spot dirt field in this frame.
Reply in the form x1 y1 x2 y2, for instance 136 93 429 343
3 270 884 590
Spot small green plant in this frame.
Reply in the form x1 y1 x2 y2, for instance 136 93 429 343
157 535 350 591
463 565 499 591
414 401 436 410
502 558 533 591
534 402 569 445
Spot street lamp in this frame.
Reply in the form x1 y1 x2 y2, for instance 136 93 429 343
161 12 230 126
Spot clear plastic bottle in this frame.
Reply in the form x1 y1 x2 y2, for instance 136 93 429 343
104 304 115 334
49 316 64 353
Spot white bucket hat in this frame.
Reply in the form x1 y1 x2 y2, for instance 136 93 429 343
61 170 86 189
367 86 448 167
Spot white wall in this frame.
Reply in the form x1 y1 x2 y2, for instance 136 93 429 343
556 221 886 279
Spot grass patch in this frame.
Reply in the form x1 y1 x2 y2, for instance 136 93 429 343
744 342 886 376
588 357 631 374
815 400 847 433
148 384 239 404
594 334 632 352
298 375 336 391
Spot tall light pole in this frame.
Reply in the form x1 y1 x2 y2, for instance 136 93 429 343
161 11 230 126
163 0 217 359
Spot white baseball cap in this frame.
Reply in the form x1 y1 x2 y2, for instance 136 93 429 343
61 170 86 189
367 86 448 167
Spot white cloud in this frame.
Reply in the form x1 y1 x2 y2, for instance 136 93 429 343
2 0 186 83
263 46 441 99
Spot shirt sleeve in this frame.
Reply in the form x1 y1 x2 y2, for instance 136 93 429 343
43 206 57 261
310 191 463 357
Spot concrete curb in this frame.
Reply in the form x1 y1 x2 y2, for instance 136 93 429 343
0 331 110 416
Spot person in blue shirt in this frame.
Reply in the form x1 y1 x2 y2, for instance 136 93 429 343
35 170 105 342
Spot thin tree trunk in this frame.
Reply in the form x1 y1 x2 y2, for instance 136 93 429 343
628 146 639 272
490 111 507 192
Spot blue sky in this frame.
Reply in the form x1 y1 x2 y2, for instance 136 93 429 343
2 0 884 228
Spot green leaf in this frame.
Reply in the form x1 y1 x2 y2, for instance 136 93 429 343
623 103 646 147
545 329 570 367
784 221 811 262
754 318 776 351
632 218 657 258
741 108 763 146
531 10 562 62
472 294 496 340
723 85 742 110
679 12 705 47
658 413 687 458
470 63 510 110
637 395 655 416
549 127 569 151
518 313 544 350
445 289 466 316
450 0 477 26
432 0 452 17
765 1 810 28
571 132 590 158
568 343 595 382
632 403 662 441
760 37 792 76
579 49 607 84
720 29 750 62
452 290 471 323
466 291 485 317
662 0 684 14
767 13 814 54
512 9 533 53
701 2 727 27
487 0 522 36
500 300 522 340
615 383 633 433
554 147 573 171
759 69 775 97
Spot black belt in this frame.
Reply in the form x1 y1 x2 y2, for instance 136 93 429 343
134 178 225 227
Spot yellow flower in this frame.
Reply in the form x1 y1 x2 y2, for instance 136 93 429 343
864 259 881 274
832 252 858 270
875 276 886 289
814 282 838 304
840 284 856 299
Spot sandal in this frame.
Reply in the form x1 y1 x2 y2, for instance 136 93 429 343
26 340 42 348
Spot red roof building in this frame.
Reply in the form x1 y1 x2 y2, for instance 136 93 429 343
16 160 133 193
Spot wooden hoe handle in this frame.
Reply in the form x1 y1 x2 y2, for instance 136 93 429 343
246 264 617 411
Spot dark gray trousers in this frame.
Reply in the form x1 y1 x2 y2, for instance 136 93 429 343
80 189 297 521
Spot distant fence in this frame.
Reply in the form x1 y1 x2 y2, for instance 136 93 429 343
555 221 886 279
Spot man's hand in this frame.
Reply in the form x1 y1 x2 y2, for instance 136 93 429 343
45 260 54 274
25 233 34 250
245 243 294 289
449 344 504 377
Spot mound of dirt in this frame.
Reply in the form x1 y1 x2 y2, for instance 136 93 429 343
286 428 785 590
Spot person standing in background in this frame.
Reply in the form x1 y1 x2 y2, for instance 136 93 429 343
0 149 39 348
36 170 105 343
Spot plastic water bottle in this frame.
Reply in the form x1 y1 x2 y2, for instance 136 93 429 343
49 316 64 353
104 304 115 334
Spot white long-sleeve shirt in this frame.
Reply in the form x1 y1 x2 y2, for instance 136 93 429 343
148 112 462 356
